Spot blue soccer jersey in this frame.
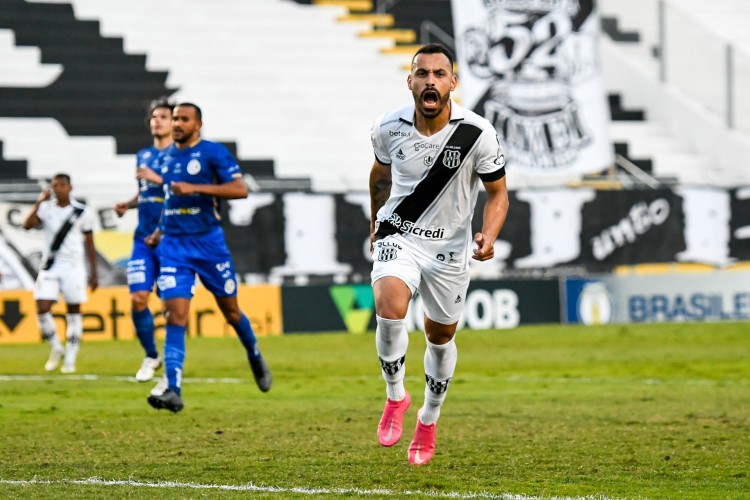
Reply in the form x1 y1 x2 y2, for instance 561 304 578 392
159 140 242 235
134 146 167 241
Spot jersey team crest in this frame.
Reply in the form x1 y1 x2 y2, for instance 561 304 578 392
371 101 506 246
443 149 461 169
187 159 202 175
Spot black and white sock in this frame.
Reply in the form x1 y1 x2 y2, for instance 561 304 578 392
375 315 408 401
64 313 83 366
420 336 457 425
37 312 62 352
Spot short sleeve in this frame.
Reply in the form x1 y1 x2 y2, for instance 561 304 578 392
79 207 94 233
36 201 49 225
475 127 506 182
371 116 391 165
212 144 242 184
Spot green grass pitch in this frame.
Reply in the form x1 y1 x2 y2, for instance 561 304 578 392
0 322 748 499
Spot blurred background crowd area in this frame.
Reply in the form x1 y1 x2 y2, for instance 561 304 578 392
1 0 749 289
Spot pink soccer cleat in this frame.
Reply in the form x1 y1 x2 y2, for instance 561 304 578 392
377 391 411 447
408 413 437 465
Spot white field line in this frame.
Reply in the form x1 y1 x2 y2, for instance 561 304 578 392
0 373 745 387
0 477 634 500
0 374 245 383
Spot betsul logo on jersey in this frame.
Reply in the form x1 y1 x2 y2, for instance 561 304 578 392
187 159 201 175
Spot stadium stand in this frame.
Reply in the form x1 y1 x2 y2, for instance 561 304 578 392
1 0 750 197
23 0 409 193
0 0 171 154
598 0 750 187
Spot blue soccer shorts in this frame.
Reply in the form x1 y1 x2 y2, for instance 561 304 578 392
127 238 160 294
156 228 238 300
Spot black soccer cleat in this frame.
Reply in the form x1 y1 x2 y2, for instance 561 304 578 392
147 388 184 413
249 356 272 392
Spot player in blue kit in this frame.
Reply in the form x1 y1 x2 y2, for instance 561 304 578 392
114 98 174 382
146 102 272 412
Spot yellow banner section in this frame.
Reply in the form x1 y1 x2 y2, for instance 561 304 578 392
0 285 282 345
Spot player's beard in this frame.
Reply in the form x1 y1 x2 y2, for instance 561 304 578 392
172 128 186 143
415 88 450 119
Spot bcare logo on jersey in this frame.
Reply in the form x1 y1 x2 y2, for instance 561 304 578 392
386 213 445 239
414 142 440 152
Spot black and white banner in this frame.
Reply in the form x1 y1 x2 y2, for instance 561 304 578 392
450 0 613 175
1 186 748 289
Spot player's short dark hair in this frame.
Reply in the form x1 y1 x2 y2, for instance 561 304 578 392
52 173 71 184
412 43 455 72
176 102 202 122
145 97 175 126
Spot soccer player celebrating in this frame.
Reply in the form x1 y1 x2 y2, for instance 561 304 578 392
114 98 173 382
23 173 98 373
369 44 509 464
145 102 271 413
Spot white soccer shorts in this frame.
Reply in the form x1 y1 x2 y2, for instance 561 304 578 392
33 260 88 304
371 234 470 325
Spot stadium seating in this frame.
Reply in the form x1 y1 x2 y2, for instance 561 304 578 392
1 0 750 198
30 0 409 194
599 0 750 187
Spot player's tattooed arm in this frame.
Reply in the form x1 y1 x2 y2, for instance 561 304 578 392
369 159 392 250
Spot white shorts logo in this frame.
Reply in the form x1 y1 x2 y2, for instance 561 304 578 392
187 159 201 175
157 275 177 291
377 247 398 262
127 271 147 285
224 279 236 294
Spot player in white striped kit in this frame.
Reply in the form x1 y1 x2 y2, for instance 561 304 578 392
369 44 509 465
23 173 98 373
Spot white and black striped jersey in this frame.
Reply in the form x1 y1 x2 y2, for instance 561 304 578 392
371 100 505 253
36 198 93 265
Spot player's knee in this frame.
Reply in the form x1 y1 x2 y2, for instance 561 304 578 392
222 308 242 325
375 301 408 320
165 308 188 326
36 303 52 314
131 292 149 311
373 278 411 319
424 319 457 345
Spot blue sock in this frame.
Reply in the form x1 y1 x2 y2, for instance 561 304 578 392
233 314 261 360
132 308 158 359
164 324 186 395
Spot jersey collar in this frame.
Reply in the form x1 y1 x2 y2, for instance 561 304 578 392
398 99 465 125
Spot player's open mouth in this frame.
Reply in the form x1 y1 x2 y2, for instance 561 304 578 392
422 90 439 108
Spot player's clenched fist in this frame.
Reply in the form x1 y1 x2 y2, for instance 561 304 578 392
472 232 494 261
